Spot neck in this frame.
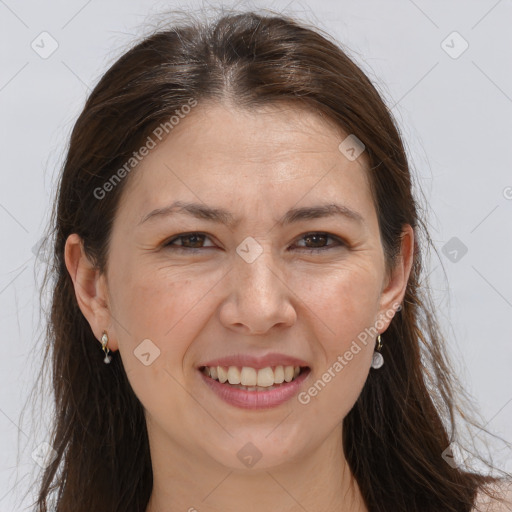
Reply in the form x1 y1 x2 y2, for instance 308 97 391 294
144 421 367 512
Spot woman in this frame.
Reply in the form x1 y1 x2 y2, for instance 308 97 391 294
33 9 511 512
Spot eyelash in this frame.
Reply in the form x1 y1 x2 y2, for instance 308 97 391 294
163 232 345 254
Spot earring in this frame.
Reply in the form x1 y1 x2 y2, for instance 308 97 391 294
101 331 112 364
371 334 384 369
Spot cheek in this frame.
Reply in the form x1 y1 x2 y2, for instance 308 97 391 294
289 260 382 340
110 269 208 424
109 262 225 377
291 263 379 414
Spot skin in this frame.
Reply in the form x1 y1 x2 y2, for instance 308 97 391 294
65 100 414 512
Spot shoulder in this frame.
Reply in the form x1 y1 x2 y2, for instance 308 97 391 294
472 479 512 512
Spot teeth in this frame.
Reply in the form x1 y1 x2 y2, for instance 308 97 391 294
227 366 241 385
274 365 284 383
257 367 274 387
203 364 303 388
217 366 228 383
240 367 257 386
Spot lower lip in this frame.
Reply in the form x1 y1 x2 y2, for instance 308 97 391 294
199 368 311 409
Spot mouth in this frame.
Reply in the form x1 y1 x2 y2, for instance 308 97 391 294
199 364 310 391
198 364 311 409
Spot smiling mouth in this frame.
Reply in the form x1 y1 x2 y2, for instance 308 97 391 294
199 365 310 391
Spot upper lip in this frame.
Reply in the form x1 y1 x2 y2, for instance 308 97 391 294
199 353 310 370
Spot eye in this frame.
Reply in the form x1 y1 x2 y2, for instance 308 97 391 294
163 231 345 254
163 233 216 252
292 232 345 252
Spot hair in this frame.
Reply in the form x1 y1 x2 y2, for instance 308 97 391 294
27 7 510 512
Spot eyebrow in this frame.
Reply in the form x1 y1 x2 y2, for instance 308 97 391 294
139 200 364 228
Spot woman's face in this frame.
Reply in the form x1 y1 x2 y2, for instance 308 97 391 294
71 101 412 472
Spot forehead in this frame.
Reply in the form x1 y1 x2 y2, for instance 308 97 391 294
117 101 374 224
152 100 363 167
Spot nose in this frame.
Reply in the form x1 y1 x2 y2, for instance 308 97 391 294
218 245 297 335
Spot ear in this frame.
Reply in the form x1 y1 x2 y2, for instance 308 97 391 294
376 224 415 332
64 233 119 351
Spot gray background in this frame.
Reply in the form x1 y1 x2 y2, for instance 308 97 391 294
1 0 511 509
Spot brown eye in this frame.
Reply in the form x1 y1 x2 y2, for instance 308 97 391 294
164 233 215 251
294 232 344 252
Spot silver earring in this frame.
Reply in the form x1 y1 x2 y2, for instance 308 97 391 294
101 331 112 364
371 334 384 369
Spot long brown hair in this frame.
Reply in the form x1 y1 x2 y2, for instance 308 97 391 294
28 8 510 512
